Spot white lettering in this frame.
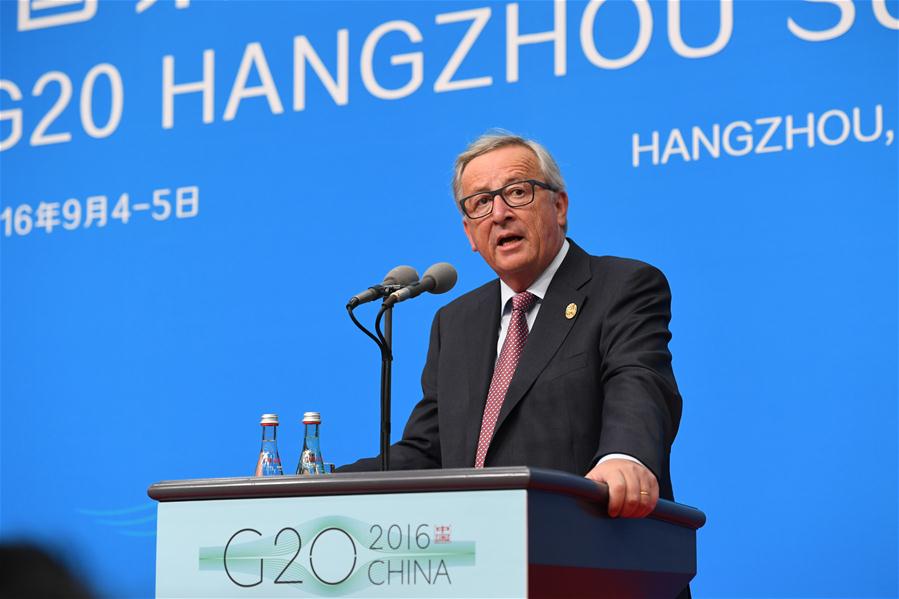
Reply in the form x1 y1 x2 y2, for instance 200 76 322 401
84 195 108 228
224 42 284 121
18 0 97 31
14 204 33 236
0 80 23 151
692 124 720 159
668 0 733 58
873 0 899 29
785 112 815 149
293 29 349 111
61 198 81 230
506 0 567 82
361 20 424 100
754 116 783 154
581 0 652 70
788 0 855 42
434 8 493 92
661 128 691 164
80 63 124 139
36 201 61 233
816 109 850 146
723 121 753 156
632 131 659 167
136 0 189 13
162 49 214 129
30 71 72 146
639 106 888 167
853 105 883 142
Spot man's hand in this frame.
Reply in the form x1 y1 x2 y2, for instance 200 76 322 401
586 459 659 518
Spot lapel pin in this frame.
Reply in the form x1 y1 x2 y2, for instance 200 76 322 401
565 303 578 320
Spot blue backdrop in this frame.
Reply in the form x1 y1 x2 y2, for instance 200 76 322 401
1 1 897 596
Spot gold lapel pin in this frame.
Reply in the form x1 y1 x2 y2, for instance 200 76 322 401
565 303 578 320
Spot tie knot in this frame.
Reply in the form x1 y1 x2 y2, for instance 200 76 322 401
511 291 537 313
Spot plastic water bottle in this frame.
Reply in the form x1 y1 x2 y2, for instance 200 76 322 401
254 413 284 476
297 412 325 475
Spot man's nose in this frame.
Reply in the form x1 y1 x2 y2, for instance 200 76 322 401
491 194 512 222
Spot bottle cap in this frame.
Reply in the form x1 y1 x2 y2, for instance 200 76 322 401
260 413 279 426
302 411 321 424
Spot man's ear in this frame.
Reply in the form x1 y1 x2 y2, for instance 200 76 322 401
555 190 569 229
462 218 479 252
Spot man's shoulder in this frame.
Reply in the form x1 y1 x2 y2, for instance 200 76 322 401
443 279 499 310
568 241 667 282
578 252 671 299
588 254 662 276
436 277 498 317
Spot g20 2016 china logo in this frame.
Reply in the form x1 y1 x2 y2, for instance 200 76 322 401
200 516 474 594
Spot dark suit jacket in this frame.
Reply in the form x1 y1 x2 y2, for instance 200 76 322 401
342 240 682 501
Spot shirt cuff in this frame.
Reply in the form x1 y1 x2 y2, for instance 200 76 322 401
597 453 645 468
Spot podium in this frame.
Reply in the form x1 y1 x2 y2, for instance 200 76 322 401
149 467 704 598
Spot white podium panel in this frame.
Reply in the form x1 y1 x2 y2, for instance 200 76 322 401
156 489 527 598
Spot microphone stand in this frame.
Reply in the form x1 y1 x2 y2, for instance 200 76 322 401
347 293 395 472
377 304 393 471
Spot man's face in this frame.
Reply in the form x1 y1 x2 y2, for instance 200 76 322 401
460 145 568 292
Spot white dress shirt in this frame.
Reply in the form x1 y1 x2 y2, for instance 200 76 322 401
495 239 644 469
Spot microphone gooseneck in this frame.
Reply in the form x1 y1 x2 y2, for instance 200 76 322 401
383 263 457 307
347 265 419 309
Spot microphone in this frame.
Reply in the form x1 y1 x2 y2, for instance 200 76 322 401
347 265 419 308
384 262 457 307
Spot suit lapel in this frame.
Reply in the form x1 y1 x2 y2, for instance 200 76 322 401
494 241 593 435
460 281 501 466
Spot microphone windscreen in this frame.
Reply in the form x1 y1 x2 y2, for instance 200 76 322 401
383 265 419 286
422 262 457 294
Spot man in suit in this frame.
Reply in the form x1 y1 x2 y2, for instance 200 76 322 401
343 132 682 520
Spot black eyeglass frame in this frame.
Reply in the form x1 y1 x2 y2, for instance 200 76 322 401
458 179 560 219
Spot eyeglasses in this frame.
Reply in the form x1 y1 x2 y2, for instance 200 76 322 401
458 179 560 219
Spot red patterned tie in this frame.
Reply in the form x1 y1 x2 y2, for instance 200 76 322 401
474 291 538 468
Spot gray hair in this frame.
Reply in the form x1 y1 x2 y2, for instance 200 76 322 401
452 131 567 203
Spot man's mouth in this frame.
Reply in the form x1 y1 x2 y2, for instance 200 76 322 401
497 234 524 247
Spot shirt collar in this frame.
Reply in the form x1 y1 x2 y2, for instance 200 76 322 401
499 239 570 313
